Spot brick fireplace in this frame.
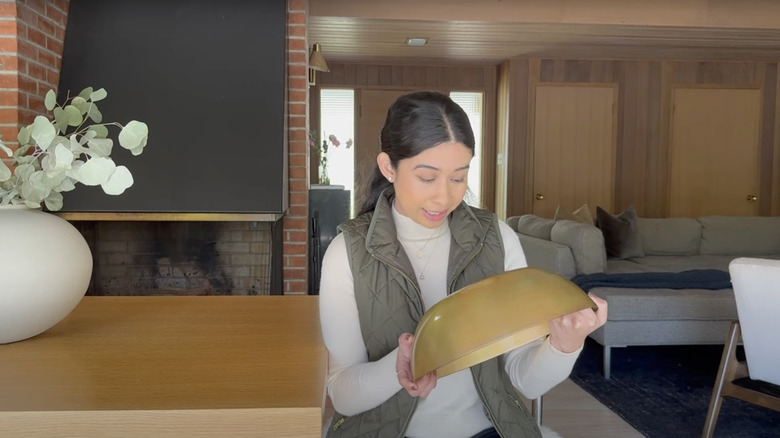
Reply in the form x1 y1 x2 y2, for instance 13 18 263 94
1 0 312 295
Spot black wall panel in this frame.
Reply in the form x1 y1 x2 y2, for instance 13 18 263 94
58 0 288 213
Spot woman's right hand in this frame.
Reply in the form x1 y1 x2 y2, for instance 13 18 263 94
396 333 437 397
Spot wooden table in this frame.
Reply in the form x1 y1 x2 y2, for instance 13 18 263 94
0 296 327 437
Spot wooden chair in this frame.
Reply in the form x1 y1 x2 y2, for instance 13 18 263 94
702 258 780 438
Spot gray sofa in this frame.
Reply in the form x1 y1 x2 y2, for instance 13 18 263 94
506 214 780 378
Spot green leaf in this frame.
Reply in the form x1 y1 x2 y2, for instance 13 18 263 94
90 88 107 102
87 103 103 123
101 165 133 195
58 176 76 192
31 116 57 150
77 157 115 186
43 190 63 211
14 146 31 160
0 159 10 182
52 107 69 135
53 106 66 125
15 155 36 166
1 189 18 205
86 137 113 158
15 163 34 179
41 153 53 171
71 96 88 114
68 136 87 157
17 126 30 146
0 141 11 158
118 121 149 151
63 105 83 126
41 170 67 188
67 160 84 180
20 171 50 204
44 89 57 111
53 143 75 171
88 125 109 138
78 87 94 100
50 135 70 151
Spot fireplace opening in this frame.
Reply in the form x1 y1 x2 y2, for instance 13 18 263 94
73 221 274 296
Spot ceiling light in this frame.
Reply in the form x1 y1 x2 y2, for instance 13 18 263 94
406 37 428 47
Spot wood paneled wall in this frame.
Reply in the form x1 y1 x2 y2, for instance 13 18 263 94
505 59 780 218
313 62 498 210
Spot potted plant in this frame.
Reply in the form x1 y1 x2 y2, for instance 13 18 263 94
0 86 149 344
0 86 148 209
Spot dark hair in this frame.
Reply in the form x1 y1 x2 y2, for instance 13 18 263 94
359 91 476 215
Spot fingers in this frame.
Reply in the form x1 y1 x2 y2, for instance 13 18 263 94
399 371 437 397
413 372 437 397
588 293 609 325
395 333 437 397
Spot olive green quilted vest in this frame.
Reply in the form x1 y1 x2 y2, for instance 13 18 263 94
326 189 541 438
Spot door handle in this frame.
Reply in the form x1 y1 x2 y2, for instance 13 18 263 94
535 193 544 200
747 195 758 201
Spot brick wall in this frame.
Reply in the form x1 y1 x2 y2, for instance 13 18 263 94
0 0 67 160
284 0 310 294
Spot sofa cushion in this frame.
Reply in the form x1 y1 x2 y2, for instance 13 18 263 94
596 206 645 259
637 217 702 256
550 219 606 275
699 216 780 256
513 214 555 240
554 204 594 225
588 287 737 321
606 255 736 274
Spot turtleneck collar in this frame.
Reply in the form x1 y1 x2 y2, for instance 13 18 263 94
391 200 450 242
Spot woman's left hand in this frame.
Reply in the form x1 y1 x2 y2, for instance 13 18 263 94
396 333 437 397
549 292 608 353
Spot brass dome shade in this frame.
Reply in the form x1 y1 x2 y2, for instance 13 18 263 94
411 267 596 380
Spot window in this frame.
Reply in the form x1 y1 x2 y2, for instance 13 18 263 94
319 89 356 215
449 92 483 208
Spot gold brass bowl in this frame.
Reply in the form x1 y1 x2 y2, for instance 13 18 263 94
411 267 596 380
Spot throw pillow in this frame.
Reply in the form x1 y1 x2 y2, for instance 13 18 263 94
596 205 645 259
554 204 594 225
550 219 607 275
515 214 556 240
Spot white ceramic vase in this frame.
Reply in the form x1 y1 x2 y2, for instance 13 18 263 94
0 205 93 344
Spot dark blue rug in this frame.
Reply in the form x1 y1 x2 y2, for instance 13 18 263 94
570 338 780 438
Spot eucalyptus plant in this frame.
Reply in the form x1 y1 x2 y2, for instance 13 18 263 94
0 87 149 211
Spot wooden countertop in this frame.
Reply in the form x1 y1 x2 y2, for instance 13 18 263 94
0 296 327 437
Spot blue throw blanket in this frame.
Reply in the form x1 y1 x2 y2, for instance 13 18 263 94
571 269 732 292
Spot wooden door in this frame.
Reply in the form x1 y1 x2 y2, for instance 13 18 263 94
355 89 413 211
669 88 761 217
532 84 617 219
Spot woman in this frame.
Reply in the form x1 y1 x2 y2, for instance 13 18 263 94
319 91 608 438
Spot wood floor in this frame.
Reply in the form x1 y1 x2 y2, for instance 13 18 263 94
522 378 644 438
323 378 644 437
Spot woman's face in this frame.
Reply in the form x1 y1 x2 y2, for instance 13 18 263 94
380 141 473 228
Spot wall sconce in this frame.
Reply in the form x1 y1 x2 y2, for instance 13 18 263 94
308 43 330 87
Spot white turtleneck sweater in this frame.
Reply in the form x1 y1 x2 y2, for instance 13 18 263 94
319 205 581 438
